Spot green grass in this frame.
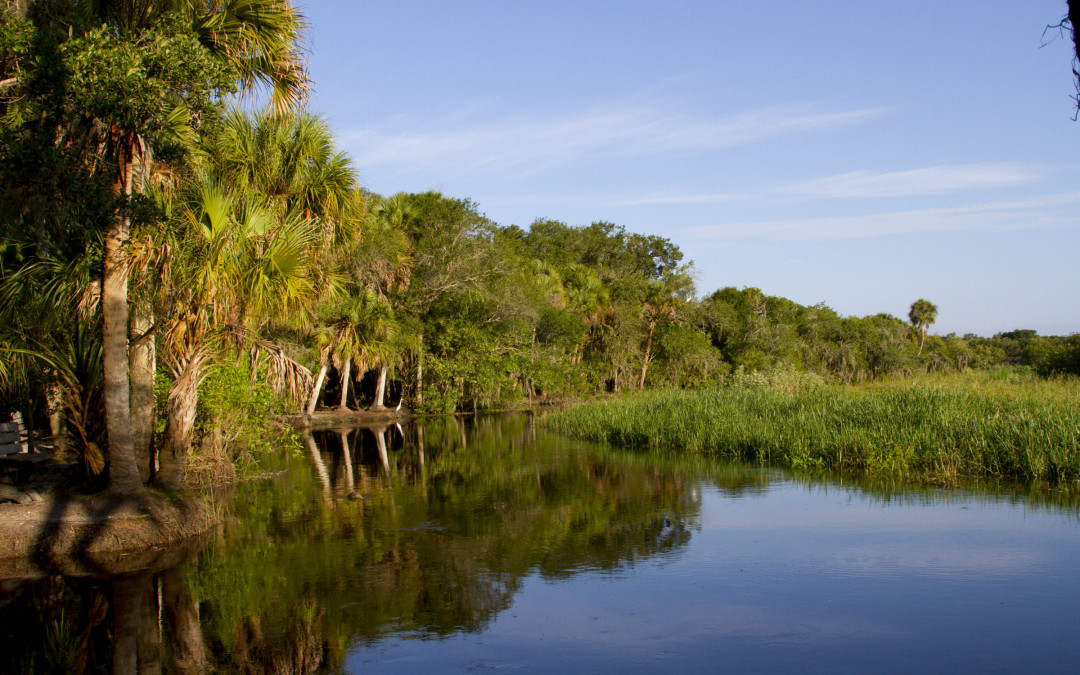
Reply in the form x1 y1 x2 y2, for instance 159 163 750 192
544 370 1080 485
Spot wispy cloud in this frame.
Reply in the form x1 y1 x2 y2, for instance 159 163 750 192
787 163 1040 198
341 103 890 176
604 191 748 207
686 194 1080 240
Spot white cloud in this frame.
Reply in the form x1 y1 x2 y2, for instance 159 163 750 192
787 163 1040 198
687 194 1080 240
341 103 890 176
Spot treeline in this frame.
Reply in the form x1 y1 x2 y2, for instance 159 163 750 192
688 292 1080 383
0 2 1075 493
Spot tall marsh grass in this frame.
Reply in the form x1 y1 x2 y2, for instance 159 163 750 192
545 371 1080 484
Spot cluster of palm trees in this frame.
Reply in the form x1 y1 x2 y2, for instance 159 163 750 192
0 1 407 494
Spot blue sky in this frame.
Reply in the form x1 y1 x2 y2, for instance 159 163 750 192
301 1 1080 337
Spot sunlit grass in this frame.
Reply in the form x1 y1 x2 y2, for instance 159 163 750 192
544 370 1080 485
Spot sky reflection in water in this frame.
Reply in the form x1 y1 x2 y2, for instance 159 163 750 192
347 458 1080 673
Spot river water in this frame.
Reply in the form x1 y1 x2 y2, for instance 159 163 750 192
2 414 1079 673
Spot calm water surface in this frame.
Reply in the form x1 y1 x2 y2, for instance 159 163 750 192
2 414 1079 673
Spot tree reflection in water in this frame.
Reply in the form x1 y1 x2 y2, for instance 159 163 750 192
0 414 712 673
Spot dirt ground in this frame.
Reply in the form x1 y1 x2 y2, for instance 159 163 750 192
0 490 217 578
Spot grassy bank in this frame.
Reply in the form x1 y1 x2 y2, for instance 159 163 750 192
544 370 1080 484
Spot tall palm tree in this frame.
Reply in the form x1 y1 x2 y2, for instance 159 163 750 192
908 298 938 356
155 176 317 489
8 0 310 494
362 193 413 409
210 111 359 259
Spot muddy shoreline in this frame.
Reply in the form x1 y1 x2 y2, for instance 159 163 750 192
0 491 217 578
280 407 414 431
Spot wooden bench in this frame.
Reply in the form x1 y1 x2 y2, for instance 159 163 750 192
0 414 27 456
0 413 53 486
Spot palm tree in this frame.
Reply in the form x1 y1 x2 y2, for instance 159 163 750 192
563 264 611 364
324 291 394 411
154 176 317 489
363 193 413 409
210 111 360 261
638 274 693 391
908 299 938 356
6 0 310 494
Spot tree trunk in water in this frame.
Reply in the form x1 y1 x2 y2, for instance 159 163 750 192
638 320 657 391
111 575 142 675
373 425 390 473
103 145 142 496
111 573 160 675
156 360 201 491
306 360 328 415
136 573 162 675
162 566 207 674
371 363 388 410
339 358 351 410
305 433 331 501
339 430 355 491
129 303 156 483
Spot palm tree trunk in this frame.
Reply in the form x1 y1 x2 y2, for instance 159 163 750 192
371 363 388 409
306 359 328 415
339 357 352 410
103 143 142 495
918 326 926 355
415 334 423 406
130 302 156 483
638 320 657 391
156 358 202 490
45 380 66 452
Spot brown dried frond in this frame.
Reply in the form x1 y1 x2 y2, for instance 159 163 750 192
251 338 313 404
77 279 101 319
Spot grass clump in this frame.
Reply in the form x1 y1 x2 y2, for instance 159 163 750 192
544 370 1080 484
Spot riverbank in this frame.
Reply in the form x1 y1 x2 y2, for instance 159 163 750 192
545 371 1080 485
281 406 414 431
0 490 217 575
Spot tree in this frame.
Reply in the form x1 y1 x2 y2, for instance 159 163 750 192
155 174 317 489
908 299 938 356
210 109 359 269
0 1 308 494
637 276 691 390
1053 1 1080 113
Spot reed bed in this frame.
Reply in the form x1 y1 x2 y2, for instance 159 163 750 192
544 372 1080 484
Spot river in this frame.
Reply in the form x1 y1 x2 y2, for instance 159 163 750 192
2 414 1078 673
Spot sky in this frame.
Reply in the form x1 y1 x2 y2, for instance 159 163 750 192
300 1 1080 337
